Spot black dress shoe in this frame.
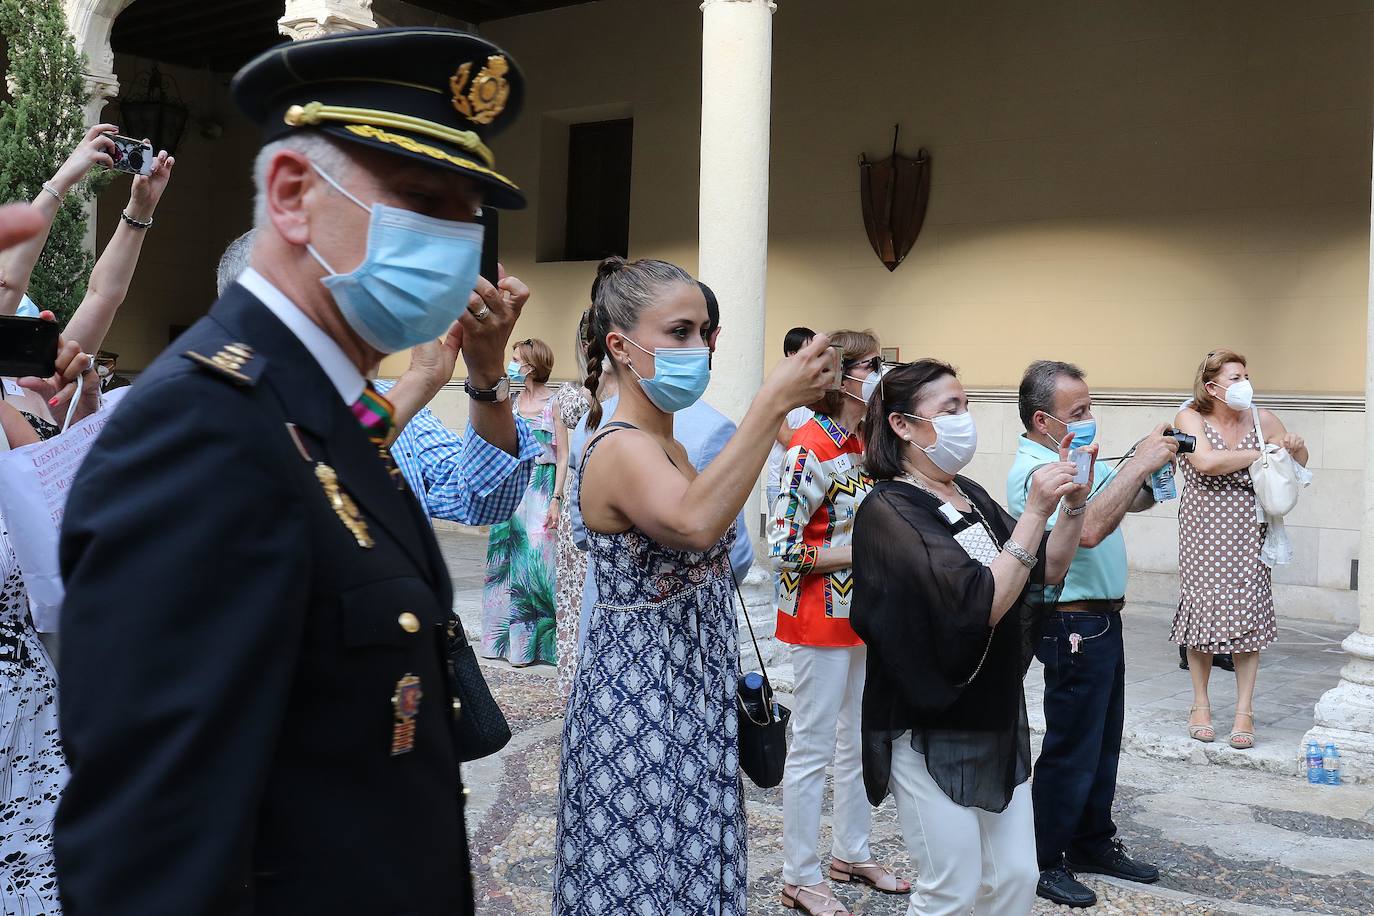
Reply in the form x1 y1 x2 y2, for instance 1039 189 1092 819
1066 839 1160 884
1036 866 1097 908
1214 652 1235 672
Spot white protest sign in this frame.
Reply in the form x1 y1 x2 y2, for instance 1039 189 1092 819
0 387 128 632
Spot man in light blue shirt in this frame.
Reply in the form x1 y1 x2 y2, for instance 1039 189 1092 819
1006 360 1176 909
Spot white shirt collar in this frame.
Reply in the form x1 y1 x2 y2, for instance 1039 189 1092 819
236 268 365 404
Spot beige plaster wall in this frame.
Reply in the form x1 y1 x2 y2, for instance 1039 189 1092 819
477 0 1373 394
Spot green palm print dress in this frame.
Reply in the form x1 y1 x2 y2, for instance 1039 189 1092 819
480 393 558 665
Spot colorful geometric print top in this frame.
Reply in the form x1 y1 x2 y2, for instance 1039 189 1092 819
768 412 873 647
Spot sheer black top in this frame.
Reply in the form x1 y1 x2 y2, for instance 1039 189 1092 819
851 477 1055 813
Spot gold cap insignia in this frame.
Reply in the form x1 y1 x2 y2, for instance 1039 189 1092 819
450 55 510 125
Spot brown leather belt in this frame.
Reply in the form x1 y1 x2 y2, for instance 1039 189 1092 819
1054 599 1125 614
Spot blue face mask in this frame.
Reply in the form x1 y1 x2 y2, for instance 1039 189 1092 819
306 162 484 354
506 360 525 383
16 294 39 318
1048 413 1097 449
623 337 710 413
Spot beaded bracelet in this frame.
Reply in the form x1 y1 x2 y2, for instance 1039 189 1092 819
120 210 153 230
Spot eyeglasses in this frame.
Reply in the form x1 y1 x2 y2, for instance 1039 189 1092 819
844 355 882 375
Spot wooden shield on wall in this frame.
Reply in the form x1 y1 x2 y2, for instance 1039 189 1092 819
859 126 930 272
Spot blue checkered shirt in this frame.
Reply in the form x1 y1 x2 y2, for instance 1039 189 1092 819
374 379 539 526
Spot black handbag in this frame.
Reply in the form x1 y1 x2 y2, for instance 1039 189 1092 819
731 572 790 788
446 623 512 763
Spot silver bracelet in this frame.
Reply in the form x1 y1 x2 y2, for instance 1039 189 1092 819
40 183 63 202
1062 502 1087 518
1003 538 1038 570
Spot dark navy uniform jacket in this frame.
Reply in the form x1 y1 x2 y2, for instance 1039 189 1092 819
54 285 473 915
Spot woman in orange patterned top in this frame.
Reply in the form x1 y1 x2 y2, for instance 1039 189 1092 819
769 330 909 916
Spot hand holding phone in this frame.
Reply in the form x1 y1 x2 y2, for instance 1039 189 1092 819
825 344 844 390
0 315 59 378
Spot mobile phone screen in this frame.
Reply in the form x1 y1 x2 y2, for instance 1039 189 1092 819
478 207 499 286
0 315 59 378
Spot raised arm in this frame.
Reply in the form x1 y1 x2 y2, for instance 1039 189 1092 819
586 336 833 553
0 125 117 315
62 150 175 354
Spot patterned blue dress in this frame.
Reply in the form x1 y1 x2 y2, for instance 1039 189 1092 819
553 428 747 916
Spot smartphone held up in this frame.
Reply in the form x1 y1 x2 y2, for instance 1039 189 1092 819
105 133 154 177
0 315 59 379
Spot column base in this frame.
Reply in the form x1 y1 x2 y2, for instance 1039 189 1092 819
1303 632 1374 783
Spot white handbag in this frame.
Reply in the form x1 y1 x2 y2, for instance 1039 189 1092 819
1248 407 1301 518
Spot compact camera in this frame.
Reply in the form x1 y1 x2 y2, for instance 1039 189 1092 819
105 133 154 177
1163 428 1197 455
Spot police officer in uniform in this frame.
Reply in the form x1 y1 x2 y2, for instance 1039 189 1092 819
54 29 531 915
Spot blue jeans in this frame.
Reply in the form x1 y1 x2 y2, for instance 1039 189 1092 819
1031 610 1125 868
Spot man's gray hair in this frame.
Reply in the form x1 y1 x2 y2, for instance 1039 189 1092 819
216 229 257 296
251 132 354 228
1018 360 1085 430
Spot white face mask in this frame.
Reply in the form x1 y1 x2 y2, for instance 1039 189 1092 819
1211 378 1253 410
904 410 978 474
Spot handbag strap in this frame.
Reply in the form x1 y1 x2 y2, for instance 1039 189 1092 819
729 567 776 721
1251 407 1268 468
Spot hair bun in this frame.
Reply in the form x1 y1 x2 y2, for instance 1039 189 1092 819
596 256 628 280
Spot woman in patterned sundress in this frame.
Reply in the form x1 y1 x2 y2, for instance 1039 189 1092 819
1172 350 1308 749
547 309 600 701
480 338 559 666
1 403 67 914
554 256 832 916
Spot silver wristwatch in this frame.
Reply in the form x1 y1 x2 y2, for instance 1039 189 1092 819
1062 502 1087 518
1003 538 1038 570
463 376 510 403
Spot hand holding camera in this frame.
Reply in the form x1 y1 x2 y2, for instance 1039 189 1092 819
1133 423 1185 472
49 124 121 196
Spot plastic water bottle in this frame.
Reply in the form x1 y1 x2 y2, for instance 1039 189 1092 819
1150 462 1177 502
1305 740 1324 783
738 672 770 723
1324 744 1341 785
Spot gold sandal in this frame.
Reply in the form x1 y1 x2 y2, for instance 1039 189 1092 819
829 859 912 895
1229 710 1255 749
781 883 851 915
1188 705 1215 743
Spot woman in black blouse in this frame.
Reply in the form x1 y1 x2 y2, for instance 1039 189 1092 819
851 360 1091 916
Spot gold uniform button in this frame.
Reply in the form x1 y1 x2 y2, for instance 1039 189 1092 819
398 611 420 633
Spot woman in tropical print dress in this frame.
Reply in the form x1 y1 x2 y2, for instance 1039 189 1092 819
481 339 559 667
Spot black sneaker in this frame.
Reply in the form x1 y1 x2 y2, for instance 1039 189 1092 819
1036 865 1097 908
1066 839 1160 884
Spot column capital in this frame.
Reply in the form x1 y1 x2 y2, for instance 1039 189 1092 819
699 0 777 11
279 0 377 41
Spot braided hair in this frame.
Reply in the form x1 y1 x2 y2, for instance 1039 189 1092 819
583 255 696 429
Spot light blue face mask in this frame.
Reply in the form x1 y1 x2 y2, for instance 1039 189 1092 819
1047 413 1097 449
16 294 39 318
506 360 525 383
624 337 710 413
306 162 484 354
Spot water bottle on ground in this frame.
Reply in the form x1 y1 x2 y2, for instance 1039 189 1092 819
1323 743 1341 786
1305 740 1324 784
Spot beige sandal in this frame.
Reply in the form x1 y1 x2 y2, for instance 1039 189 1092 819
781 883 851 915
1229 710 1255 749
829 858 912 895
1187 705 1215 743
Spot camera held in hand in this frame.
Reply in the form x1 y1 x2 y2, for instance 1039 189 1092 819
1163 428 1196 455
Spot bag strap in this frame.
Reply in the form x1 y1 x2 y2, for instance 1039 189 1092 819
729 567 776 725
1251 407 1268 469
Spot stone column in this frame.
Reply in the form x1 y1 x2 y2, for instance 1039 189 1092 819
1304 162 1374 783
279 0 376 40
698 0 775 425
699 0 777 665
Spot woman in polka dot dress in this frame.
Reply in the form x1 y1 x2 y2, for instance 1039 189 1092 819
1172 350 1308 749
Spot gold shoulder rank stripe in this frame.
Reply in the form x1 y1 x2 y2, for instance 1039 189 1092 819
185 344 255 385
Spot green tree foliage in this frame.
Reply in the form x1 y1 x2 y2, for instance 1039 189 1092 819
0 0 94 324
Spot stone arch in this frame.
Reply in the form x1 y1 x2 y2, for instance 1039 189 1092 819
63 0 138 107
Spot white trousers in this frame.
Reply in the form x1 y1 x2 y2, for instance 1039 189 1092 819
782 643 871 886
889 737 1038 916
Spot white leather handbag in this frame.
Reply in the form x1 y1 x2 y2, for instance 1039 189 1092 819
1248 407 1301 517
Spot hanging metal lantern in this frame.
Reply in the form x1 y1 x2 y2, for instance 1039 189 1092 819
118 65 190 158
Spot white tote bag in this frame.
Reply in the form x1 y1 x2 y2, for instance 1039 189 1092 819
1248 407 1301 518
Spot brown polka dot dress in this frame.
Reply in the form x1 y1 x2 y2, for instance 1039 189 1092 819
1172 420 1277 654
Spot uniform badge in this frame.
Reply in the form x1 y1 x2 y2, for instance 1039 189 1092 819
391 674 423 756
449 55 510 125
314 462 374 549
